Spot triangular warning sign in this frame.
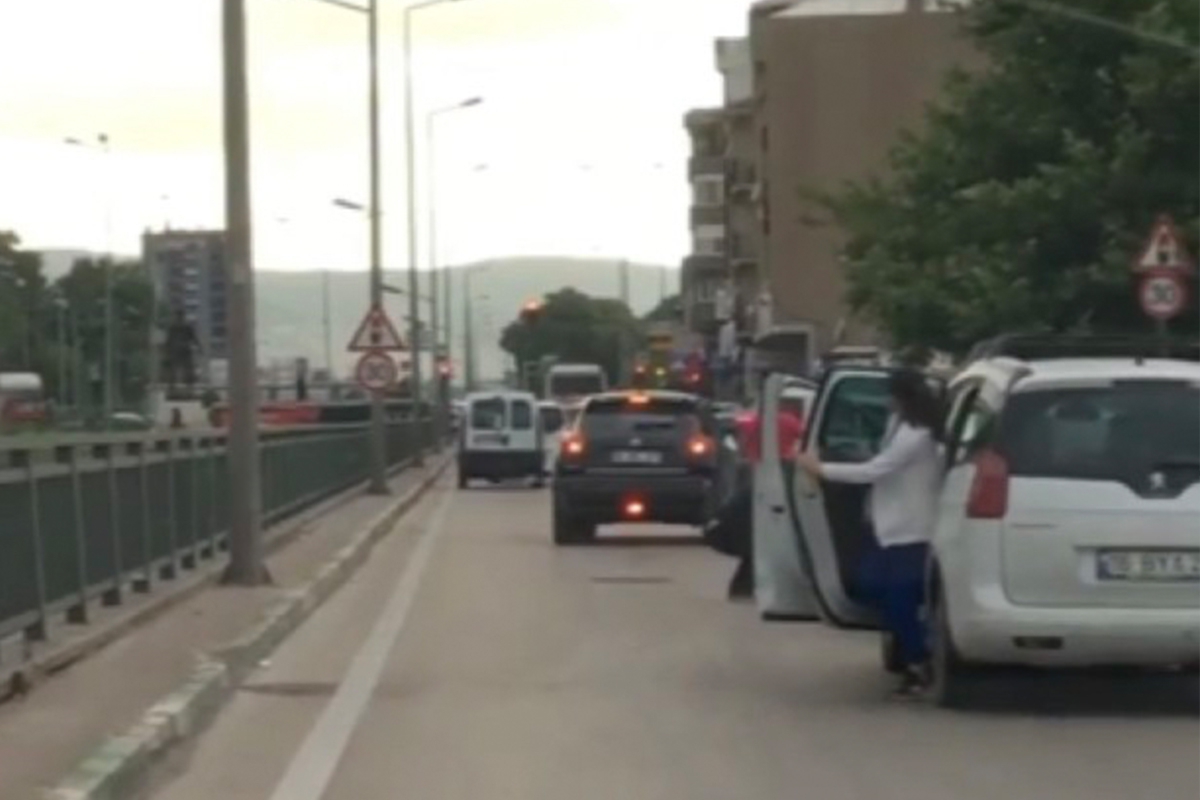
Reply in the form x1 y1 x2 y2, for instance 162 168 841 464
347 304 407 352
1134 215 1194 274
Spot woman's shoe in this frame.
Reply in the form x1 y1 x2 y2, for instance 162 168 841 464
889 666 928 700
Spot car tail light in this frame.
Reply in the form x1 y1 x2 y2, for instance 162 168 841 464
967 448 1009 519
561 434 586 458
623 498 646 519
687 435 714 458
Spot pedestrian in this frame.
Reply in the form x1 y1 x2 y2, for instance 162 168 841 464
795 369 943 697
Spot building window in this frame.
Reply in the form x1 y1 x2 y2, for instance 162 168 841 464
694 235 725 256
692 178 725 207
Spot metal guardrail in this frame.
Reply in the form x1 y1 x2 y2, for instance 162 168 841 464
0 420 432 648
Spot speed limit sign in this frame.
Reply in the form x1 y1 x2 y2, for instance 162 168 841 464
1139 271 1187 321
355 351 398 393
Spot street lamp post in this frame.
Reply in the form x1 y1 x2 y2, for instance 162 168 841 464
65 133 115 427
404 0 467 463
220 0 268 585
54 297 69 409
310 0 388 492
426 96 482 431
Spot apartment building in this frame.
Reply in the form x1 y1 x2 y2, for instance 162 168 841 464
748 0 978 370
680 38 758 396
143 230 229 382
681 107 728 336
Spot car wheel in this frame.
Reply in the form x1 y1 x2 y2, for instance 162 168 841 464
457 470 469 489
928 587 976 709
880 631 904 675
531 474 546 489
552 501 594 545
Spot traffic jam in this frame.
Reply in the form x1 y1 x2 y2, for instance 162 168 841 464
453 325 1200 707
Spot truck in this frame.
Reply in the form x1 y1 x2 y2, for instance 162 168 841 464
543 363 607 424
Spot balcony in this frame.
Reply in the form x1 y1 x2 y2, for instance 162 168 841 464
688 155 726 178
683 254 726 278
689 205 725 227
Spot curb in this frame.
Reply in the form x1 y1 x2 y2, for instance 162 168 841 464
43 453 452 800
2 455 424 704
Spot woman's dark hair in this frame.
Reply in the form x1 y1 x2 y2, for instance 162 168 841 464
888 369 944 440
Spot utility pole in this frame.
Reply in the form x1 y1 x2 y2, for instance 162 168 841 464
365 0 390 490
221 0 268 586
463 267 475 392
402 5 424 465
617 259 631 386
322 270 333 376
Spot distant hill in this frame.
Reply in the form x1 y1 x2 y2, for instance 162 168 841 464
255 257 677 380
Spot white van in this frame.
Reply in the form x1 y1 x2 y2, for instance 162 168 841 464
458 391 545 488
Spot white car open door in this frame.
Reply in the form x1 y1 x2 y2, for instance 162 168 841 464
790 367 895 628
753 373 818 620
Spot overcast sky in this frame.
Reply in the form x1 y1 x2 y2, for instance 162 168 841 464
0 0 756 272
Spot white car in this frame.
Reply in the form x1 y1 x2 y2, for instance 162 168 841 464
786 337 1200 707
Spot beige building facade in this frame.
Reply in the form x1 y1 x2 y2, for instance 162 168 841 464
682 0 977 377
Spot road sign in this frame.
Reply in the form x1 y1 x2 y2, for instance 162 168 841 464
1134 215 1194 274
1139 271 1187 321
347 305 406 352
355 351 398 392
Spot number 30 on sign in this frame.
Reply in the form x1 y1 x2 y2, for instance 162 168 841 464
355 351 398 393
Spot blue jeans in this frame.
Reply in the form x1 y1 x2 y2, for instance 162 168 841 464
857 541 930 668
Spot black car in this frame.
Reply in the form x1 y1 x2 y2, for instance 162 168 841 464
551 390 731 544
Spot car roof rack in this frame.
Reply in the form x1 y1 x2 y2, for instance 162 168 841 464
967 334 1200 364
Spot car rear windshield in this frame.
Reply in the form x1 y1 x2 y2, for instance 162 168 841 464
582 398 701 439
999 381 1200 483
470 398 507 431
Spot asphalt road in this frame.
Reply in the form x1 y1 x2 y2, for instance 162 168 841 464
148 476 1199 800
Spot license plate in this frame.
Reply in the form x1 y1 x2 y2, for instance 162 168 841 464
611 450 662 465
472 433 507 446
1096 550 1200 582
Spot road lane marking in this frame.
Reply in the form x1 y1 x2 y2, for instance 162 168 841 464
267 487 454 800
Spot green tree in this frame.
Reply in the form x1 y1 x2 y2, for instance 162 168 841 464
643 294 682 323
57 258 155 409
0 231 47 371
500 289 642 384
820 0 1199 356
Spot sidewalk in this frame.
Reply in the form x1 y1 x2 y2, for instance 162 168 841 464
0 461 444 800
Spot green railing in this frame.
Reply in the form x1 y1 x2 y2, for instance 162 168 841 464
0 421 431 646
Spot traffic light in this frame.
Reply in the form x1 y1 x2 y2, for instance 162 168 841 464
519 299 543 324
632 363 648 388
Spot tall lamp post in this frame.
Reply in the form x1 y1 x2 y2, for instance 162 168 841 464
404 0 468 463
308 0 388 492
426 96 482 427
220 0 267 585
65 133 114 427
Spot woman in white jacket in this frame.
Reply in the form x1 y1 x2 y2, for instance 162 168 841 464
796 369 944 697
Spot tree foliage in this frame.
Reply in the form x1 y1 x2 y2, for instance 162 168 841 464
0 229 154 413
821 0 1199 355
499 288 642 383
643 294 683 323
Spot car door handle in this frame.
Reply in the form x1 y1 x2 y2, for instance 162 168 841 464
771 505 786 514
